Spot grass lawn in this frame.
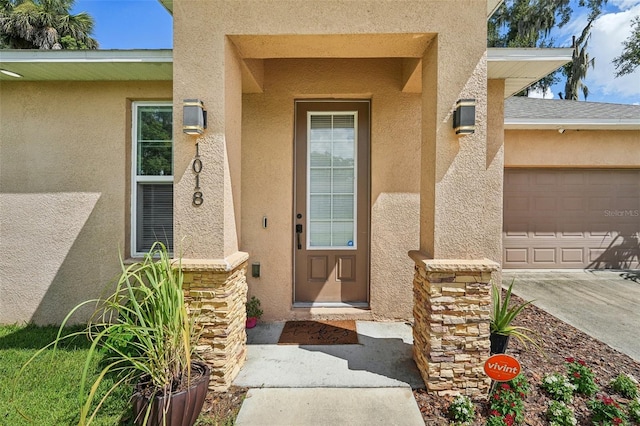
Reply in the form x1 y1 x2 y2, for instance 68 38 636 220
0 324 133 425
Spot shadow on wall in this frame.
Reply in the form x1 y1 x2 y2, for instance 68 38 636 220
0 192 121 325
587 232 640 270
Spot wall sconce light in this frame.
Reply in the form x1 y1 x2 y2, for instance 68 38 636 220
183 99 207 135
252 262 260 278
453 99 476 135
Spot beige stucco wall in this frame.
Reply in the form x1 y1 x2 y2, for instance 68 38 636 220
0 81 172 325
241 58 421 320
171 0 491 320
505 129 640 167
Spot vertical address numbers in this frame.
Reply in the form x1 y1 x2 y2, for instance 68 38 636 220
193 142 203 206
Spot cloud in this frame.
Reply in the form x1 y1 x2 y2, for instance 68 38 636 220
609 0 640 10
548 1 640 102
528 87 555 99
585 4 640 100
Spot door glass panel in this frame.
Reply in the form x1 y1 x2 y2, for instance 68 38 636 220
307 112 357 249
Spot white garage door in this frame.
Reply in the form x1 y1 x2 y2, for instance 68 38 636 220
503 169 640 269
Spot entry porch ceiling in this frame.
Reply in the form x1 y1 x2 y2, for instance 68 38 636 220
229 34 571 98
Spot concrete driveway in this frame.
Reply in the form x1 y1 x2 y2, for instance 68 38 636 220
503 270 640 362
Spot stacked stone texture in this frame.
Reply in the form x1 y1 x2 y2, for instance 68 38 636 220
411 256 497 397
182 260 248 391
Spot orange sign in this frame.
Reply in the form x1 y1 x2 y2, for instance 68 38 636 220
484 354 521 382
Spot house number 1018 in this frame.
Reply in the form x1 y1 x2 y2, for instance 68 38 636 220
193 142 203 206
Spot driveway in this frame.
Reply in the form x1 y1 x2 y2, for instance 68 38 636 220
503 270 640 362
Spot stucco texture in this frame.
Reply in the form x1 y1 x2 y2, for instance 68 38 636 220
505 129 640 167
171 0 491 320
241 59 421 320
0 81 171 324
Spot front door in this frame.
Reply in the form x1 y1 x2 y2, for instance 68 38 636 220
294 100 370 305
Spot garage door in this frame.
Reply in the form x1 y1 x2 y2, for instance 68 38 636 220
503 169 640 269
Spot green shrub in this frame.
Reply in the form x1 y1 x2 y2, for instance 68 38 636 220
611 374 639 399
546 400 577 426
588 394 628 426
447 395 475 425
628 399 640 423
542 373 576 403
565 357 599 396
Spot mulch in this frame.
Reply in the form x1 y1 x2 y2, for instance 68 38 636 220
413 293 640 425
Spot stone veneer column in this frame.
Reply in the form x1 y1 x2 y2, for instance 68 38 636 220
181 252 249 391
409 251 499 397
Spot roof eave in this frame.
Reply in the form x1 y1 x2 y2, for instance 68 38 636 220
488 48 573 98
505 119 640 131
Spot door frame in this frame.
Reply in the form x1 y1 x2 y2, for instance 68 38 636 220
292 99 371 307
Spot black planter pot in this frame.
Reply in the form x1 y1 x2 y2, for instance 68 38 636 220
490 333 511 355
132 361 211 426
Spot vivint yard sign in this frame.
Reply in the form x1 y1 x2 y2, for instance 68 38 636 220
484 354 521 382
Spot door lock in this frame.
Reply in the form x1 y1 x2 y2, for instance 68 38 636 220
296 224 303 250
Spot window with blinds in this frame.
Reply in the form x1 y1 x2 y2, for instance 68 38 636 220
307 112 357 249
132 102 173 255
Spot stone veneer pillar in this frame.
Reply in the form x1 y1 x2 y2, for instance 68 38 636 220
181 252 249 391
409 251 499 396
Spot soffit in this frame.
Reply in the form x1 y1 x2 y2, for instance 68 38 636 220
488 48 573 98
0 50 172 81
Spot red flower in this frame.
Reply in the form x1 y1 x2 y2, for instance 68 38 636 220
491 410 500 416
578 360 586 366
613 418 623 425
504 413 515 426
494 393 500 400
501 383 511 391
601 396 614 405
519 392 526 398
565 357 575 363
510 402 516 407
573 372 581 378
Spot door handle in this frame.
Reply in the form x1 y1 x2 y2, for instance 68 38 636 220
296 224 303 250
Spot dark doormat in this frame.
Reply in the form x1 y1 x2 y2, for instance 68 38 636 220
277 320 359 345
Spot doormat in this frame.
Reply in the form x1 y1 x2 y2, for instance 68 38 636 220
278 320 359 345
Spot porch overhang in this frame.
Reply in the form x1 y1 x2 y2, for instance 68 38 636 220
0 46 571 99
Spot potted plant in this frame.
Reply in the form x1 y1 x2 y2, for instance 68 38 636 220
17 242 210 426
490 279 540 354
245 296 263 329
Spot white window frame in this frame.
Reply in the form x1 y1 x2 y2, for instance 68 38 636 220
306 111 358 250
131 101 173 257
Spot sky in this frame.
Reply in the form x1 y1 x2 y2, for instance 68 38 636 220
73 0 640 105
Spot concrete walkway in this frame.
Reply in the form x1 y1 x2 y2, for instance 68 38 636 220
503 269 640 362
233 321 425 425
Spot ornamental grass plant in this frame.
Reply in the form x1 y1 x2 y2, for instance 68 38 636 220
15 242 201 425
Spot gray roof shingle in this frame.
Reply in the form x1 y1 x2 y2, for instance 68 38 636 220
504 97 640 129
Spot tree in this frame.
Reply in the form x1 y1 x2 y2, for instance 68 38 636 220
0 0 97 49
561 18 596 100
613 15 640 77
488 0 607 99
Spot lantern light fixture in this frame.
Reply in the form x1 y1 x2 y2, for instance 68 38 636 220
453 98 476 135
183 99 207 135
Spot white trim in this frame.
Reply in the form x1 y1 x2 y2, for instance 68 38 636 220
488 47 573 62
505 118 640 130
0 49 172 63
131 101 173 257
